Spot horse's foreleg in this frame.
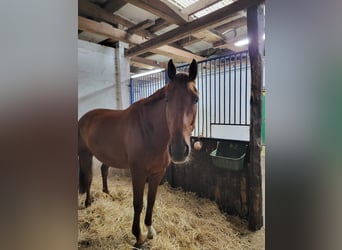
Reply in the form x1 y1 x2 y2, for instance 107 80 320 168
144 171 165 239
101 164 109 193
131 173 146 248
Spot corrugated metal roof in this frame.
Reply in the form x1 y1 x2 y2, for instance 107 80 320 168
192 0 234 18
166 0 234 19
114 3 158 24
166 0 198 9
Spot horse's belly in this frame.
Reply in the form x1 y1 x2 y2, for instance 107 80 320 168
91 146 129 169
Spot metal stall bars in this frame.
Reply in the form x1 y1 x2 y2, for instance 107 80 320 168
130 50 250 141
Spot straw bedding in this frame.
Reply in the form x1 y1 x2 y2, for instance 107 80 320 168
78 175 264 249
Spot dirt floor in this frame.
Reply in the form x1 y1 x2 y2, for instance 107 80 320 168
78 166 265 249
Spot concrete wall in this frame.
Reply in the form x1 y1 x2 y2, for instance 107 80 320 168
78 39 131 176
78 40 130 119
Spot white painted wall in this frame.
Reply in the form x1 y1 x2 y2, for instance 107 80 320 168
78 40 130 119
78 40 131 176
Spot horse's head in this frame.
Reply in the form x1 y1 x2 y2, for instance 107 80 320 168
165 59 198 164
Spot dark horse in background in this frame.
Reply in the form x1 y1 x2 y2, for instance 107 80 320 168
78 59 198 248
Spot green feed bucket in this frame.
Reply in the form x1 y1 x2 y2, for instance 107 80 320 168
210 141 248 171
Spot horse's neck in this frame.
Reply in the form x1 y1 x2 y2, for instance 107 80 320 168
145 100 167 129
141 100 169 140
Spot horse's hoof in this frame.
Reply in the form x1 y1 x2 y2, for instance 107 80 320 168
78 240 90 247
85 201 91 208
146 226 157 239
133 241 150 249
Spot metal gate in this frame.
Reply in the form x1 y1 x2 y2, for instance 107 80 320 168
130 50 251 141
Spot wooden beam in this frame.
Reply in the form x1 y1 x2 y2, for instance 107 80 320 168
127 0 264 57
79 0 156 38
126 19 155 34
189 13 245 44
247 4 264 231
208 28 229 40
104 0 126 13
78 16 146 44
213 33 247 48
151 45 205 63
79 0 133 28
198 47 235 57
169 2 244 46
130 61 154 70
147 18 169 33
181 0 221 16
78 16 203 62
79 31 109 43
176 36 202 47
125 0 188 25
139 52 155 58
160 0 190 23
215 16 247 33
130 56 167 69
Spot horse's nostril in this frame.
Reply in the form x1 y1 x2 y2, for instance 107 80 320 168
169 143 189 161
185 145 189 155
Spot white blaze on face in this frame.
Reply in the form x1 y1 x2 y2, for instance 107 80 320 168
183 112 193 152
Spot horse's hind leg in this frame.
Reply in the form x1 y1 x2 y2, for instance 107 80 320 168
131 171 147 248
79 151 93 207
101 164 109 194
145 171 165 239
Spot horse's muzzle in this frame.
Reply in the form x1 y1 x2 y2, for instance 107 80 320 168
169 142 190 164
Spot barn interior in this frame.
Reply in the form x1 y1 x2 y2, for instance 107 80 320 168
78 0 265 249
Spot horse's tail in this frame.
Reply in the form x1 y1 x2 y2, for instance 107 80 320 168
79 164 86 194
78 127 92 194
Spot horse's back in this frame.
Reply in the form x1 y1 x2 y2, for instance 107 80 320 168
79 109 123 141
78 108 130 167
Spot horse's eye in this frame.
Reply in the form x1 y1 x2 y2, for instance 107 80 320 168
194 97 199 103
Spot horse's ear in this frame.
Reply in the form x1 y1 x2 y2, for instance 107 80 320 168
188 59 197 81
167 59 176 81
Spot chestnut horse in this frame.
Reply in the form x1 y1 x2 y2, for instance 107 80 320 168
78 59 198 248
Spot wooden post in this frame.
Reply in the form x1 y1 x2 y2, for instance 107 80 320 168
247 4 264 230
114 41 123 110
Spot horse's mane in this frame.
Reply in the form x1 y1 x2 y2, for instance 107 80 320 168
140 86 166 106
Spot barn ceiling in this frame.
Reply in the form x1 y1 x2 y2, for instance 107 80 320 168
78 0 265 74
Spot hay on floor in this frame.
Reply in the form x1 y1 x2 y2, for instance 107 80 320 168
78 175 264 249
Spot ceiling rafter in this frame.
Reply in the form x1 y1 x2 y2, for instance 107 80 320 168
176 36 201 47
208 28 230 40
198 47 234 57
213 33 247 52
104 0 126 13
124 0 188 25
147 18 169 33
151 45 205 63
114 1 241 49
78 16 146 44
78 16 204 62
127 0 264 57
79 0 132 28
215 16 247 33
126 19 155 34
79 0 155 38
181 0 222 16
131 56 167 69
